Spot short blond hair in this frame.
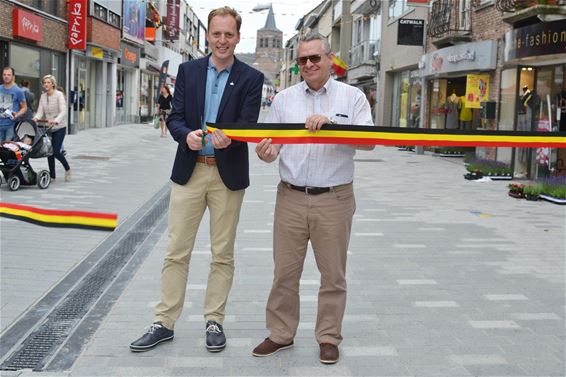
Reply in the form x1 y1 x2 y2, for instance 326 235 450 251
42 74 57 89
208 6 241 32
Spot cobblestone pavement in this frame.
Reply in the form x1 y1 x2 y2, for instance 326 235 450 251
1 114 564 377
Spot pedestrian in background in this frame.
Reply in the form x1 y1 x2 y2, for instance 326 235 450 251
33 74 71 181
0 67 27 141
253 31 374 365
130 6 263 353
19 80 35 121
156 85 172 137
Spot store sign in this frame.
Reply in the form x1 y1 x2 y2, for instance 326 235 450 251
68 0 87 50
398 19 424 46
123 0 146 44
120 42 140 67
165 0 180 41
12 8 42 42
465 74 490 109
504 19 566 61
421 40 497 77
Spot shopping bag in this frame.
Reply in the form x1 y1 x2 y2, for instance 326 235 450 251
153 116 160 129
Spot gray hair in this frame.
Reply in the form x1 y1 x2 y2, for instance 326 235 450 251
298 31 331 54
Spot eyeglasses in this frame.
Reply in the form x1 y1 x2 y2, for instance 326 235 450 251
296 54 322 66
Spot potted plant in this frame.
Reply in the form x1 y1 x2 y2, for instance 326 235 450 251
508 183 525 198
523 184 542 201
538 176 566 204
465 159 512 180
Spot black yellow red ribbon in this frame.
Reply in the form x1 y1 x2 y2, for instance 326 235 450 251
207 123 566 148
0 202 118 231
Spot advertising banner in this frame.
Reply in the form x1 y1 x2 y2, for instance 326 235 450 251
68 0 86 50
465 74 490 109
165 0 180 40
123 0 146 44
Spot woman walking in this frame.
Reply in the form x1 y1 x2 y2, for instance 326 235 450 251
156 85 172 137
33 75 71 181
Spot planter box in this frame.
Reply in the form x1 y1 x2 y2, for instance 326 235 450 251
508 192 524 199
539 194 566 205
489 175 513 181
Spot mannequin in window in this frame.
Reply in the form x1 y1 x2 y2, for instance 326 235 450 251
445 90 460 129
459 94 472 130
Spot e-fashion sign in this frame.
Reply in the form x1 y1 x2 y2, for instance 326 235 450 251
504 19 566 61
165 0 180 41
398 18 424 46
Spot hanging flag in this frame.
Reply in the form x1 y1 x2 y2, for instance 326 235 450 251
290 64 299 75
0 202 118 231
206 123 566 148
332 56 348 77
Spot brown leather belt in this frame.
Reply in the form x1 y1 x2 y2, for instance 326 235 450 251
196 155 216 165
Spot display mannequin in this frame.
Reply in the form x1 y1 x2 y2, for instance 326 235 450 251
445 91 460 129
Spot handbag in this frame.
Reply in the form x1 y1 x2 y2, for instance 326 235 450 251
153 115 160 129
31 133 53 158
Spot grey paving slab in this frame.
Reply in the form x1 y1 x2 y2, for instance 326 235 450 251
1 110 565 376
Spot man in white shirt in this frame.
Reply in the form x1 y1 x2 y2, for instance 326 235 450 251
252 31 374 364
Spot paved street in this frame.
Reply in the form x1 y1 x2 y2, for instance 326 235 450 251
0 113 564 377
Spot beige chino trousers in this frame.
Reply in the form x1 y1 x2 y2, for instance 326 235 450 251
155 163 245 329
266 182 355 346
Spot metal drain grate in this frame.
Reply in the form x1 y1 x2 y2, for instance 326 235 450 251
1 191 169 371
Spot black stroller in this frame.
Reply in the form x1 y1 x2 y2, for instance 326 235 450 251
0 120 52 191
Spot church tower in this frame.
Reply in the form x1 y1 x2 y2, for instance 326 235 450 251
254 4 283 85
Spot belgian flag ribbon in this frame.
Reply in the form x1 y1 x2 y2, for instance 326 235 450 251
0 202 118 231
207 123 566 149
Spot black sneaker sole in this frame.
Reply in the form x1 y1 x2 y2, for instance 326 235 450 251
206 343 226 352
129 335 174 352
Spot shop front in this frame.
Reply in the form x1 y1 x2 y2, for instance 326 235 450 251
140 41 160 123
391 69 421 129
1 7 67 111
501 19 566 179
117 42 141 124
422 40 498 132
71 46 118 130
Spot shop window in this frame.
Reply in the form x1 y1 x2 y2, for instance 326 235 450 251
10 44 40 79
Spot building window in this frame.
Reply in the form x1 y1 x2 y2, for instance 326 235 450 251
260 38 264 48
108 11 120 28
389 0 408 19
93 3 107 22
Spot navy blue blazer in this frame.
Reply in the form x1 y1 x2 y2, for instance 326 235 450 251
167 56 263 191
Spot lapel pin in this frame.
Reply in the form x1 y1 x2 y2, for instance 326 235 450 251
230 82 235 86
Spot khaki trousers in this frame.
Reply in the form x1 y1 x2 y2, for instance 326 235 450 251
154 163 245 329
266 181 355 346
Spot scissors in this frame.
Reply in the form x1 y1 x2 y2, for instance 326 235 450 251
201 116 206 146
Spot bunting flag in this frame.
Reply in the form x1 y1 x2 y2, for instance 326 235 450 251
206 123 566 148
331 56 348 77
0 202 118 231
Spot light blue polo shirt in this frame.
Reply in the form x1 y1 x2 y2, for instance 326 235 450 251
199 59 232 156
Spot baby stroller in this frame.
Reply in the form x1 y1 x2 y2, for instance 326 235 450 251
0 120 52 191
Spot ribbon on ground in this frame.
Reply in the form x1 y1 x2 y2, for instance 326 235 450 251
0 202 118 231
207 123 566 148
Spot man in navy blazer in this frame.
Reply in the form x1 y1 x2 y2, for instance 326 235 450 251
130 6 263 354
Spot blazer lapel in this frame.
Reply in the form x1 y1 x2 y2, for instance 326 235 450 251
217 58 242 120
195 57 208 125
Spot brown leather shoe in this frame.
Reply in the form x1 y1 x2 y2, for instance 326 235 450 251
319 343 339 364
252 337 293 357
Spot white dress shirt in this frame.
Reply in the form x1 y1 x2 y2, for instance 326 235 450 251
265 78 374 187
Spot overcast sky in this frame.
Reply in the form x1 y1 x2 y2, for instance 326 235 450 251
190 0 320 53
